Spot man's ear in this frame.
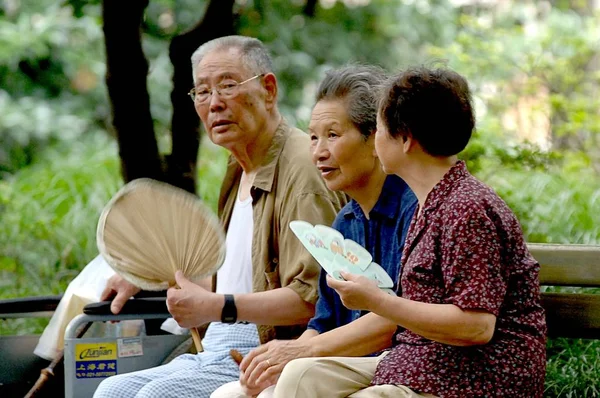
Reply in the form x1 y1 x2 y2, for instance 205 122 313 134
263 73 278 109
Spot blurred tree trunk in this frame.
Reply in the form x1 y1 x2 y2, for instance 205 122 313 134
103 0 163 183
102 0 236 194
166 0 236 193
303 0 318 17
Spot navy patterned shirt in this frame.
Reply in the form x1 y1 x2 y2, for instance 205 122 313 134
307 175 417 339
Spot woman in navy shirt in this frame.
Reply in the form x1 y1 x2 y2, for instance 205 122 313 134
211 65 417 398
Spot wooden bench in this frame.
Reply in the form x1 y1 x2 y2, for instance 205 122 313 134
529 243 600 339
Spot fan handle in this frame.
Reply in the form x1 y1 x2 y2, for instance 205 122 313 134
191 328 203 352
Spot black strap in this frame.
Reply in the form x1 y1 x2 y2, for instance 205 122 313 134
221 294 237 324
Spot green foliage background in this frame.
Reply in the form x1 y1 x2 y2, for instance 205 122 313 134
1 0 599 396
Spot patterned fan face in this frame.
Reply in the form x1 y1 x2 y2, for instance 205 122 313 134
289 221 394 291
97 179 226 290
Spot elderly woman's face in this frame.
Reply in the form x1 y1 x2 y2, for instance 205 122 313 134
309 100 378 194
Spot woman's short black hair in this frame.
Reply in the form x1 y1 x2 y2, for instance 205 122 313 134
378 66 475 156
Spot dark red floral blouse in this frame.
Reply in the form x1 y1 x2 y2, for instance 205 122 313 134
371 161 547 397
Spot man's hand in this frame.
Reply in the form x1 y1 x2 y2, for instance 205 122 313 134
240 339 311 390
326 271 385 312
101 274 141 314
166 271 221 328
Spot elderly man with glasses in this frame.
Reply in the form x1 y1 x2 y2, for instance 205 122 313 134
94 35 346 398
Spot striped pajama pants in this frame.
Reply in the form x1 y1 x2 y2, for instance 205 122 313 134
93 322 260 398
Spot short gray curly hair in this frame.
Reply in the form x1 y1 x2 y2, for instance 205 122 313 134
315 64 388 139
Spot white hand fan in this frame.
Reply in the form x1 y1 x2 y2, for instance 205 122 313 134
97 178 226 350
289 221 340 278
290 221 396 295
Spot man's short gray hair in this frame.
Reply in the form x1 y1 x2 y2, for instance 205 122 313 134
191 35 274 83
315 64 388 139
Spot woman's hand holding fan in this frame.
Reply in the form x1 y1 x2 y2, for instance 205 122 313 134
97 178 227 352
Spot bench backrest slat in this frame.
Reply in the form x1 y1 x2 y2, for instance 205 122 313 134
542 293 600 339
527 243 600 340
528 243 600 287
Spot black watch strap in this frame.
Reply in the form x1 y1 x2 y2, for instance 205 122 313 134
221 294 237 324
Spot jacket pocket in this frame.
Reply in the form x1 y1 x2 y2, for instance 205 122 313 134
264 258 280 290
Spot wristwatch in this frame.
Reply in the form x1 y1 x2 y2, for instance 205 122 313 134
221 294 237 324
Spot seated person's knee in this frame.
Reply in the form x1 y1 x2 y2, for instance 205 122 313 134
279 357 323 381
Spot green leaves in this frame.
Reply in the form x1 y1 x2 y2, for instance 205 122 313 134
0 2 107 174
431 4 600 175
0 132 228 305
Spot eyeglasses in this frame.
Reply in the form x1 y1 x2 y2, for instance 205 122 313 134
188 74 265 103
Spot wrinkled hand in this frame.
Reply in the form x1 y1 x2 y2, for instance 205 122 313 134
239 339 309 391
228 351 272 397
326 271 384 311
101 274 141 314
239 372 275 398
166 271 221 328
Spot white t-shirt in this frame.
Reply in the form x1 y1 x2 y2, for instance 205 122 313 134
215 189 254 295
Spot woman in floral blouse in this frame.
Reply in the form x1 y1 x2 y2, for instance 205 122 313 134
273 67 547 398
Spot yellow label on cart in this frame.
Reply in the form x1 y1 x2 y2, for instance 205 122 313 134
75 342 117 361
75 343 118 378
